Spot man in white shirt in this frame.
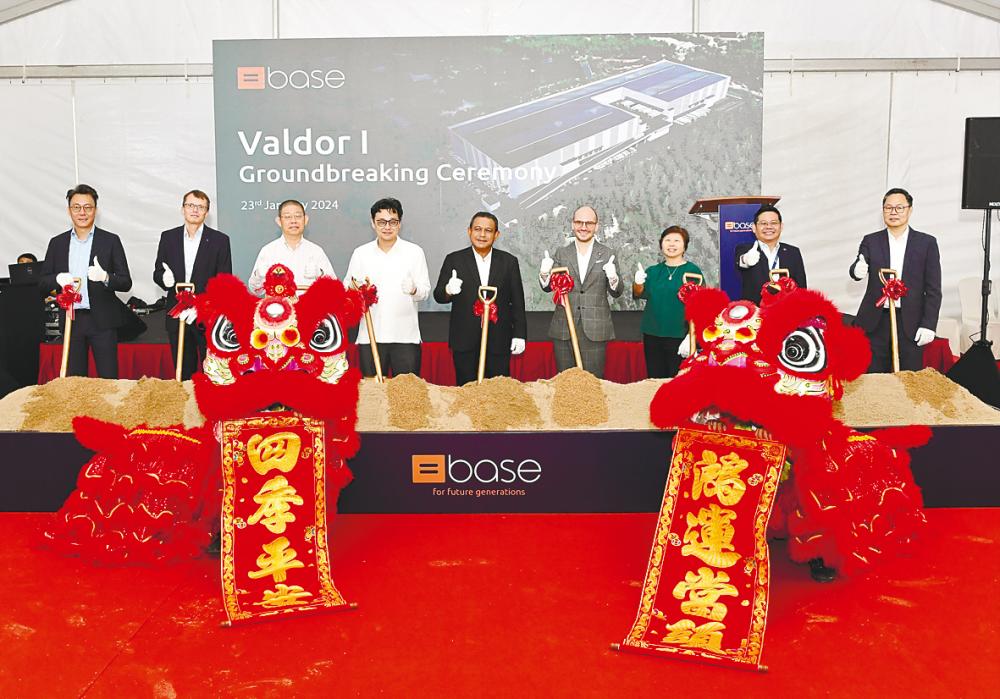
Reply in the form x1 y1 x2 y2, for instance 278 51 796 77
344 197 430 377
248 199 336 295
849 188 941 372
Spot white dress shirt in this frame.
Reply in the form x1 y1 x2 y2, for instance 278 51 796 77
344 237 430 344
887 226 909 308
576 239 594 283
474 249 493 287
182 224 203 283
249 235 336 295
758 241 780 270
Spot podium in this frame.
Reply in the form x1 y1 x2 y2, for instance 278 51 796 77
690 196 780 300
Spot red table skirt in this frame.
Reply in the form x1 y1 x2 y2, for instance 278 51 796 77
38 337 957 386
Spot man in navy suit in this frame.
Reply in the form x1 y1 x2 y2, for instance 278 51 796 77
433 212 527 386
850 188 941 373
153 190 232 380
735 204 807 304
39 184 133 378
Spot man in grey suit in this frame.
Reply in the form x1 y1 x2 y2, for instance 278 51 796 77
539 205 623 378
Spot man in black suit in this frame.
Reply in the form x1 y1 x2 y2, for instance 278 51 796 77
39 184 133 378
735 204 807 304
153 190 232 380
433 212 527 385
849 188 941 373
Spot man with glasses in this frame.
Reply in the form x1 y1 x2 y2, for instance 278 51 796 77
849 188 941 372
539 204 622 378
39 184 133 378
344 197 430 378
248 199 336 295
153 190 232 380
735 204 807 304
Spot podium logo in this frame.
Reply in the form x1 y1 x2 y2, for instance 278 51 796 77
411 454 541 484
237 66 266 90
412 454 446 483
724 221 753 231
237 66 347 90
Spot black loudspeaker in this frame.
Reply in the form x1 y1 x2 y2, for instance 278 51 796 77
962 117 1000 210
946 343 1000 409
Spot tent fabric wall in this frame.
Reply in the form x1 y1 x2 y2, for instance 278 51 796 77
1 0 998 324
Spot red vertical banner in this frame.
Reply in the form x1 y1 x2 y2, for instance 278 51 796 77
618 428 785 670
220 413 352 625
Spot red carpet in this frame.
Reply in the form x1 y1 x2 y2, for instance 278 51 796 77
2 509 997 698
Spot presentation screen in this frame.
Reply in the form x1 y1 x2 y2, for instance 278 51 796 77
213 34 763 310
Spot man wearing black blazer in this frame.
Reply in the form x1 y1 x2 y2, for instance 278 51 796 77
850 188 941 373
153 190 232 380
433 212 527 385
735 204 807 304
39 184 133 378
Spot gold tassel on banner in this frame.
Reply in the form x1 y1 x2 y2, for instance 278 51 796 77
173 282 195 382
476 285 497 384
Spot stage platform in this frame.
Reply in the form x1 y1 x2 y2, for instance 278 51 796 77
4 426 999 513
2 509 997 697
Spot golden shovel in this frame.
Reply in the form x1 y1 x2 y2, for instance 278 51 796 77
477 285 498 384
58 277 82 378
351 277 383 383
550 267 583 370
174 282 195 381
682 272 704 357
879 268 902 373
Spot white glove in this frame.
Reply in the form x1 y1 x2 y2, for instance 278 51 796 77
602 254 618 282
539 250 554 277
853 253 869 279
445 269 463 296
511 337 526 355
678 334 692 358
634 262 647 286
401 274 416 295
88 256 108 283
739 244 761 268
178 307 197 325
304 261 319 280
161 262 175 288
914 327 935 347
56 272 74 288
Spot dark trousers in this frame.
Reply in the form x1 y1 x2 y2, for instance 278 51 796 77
65 310 118 378
866 311 924 373
167 322 207 381
643 334 684 379
358 342 421 378
452 349 511 386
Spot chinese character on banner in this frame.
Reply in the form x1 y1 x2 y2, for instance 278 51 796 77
220 413 352 625
617 428 785 670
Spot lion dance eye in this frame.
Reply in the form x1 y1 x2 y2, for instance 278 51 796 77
310 315 343 353
251 328 270 349
211 315 240 352
779 326 826 373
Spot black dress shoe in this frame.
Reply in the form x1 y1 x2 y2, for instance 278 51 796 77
808 557 837 583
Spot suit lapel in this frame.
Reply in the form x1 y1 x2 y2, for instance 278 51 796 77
189 228 208 284
878 229 891 271
585 242 607 290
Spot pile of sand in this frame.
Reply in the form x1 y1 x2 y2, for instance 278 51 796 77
1 368 996 434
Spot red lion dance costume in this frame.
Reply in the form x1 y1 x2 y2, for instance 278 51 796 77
45 265 365 568
651 280 929 579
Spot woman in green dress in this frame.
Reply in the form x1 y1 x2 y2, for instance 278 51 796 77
632 225 702 379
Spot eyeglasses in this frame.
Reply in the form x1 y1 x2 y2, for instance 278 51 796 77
184 202 208 212
883 205 910 213
69 205 95 213
573 220 597 227
755 220 781 228
280 213 305 221
374 219 400 229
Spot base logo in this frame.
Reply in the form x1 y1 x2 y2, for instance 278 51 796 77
411 454 541 497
